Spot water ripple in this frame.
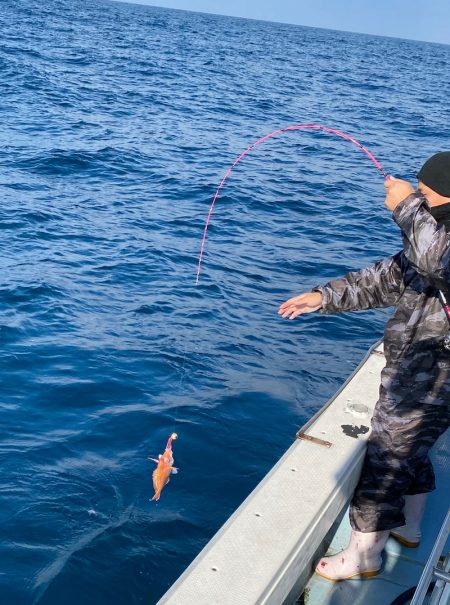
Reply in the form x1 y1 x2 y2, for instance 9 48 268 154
1 1 449 603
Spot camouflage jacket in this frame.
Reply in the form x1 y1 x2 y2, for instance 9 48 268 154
315 193 450 363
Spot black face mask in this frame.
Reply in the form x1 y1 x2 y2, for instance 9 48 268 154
429 202 450 233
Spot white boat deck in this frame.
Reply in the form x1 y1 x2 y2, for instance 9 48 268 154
156 342 450 605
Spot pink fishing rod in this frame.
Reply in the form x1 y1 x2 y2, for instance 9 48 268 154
195 124 388 284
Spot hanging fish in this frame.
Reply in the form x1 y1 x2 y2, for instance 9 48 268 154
148 432 178 501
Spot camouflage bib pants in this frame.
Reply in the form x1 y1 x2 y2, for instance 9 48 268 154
350 347 450 532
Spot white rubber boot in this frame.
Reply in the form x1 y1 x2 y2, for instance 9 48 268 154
390 493 427 548
315 529 389 581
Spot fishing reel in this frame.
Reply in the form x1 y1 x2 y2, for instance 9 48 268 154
441 333 450 352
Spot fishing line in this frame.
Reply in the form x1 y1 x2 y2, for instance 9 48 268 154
171 328 192 427
196 123 388 284
155 125 388 501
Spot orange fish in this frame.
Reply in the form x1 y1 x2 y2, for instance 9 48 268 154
149 432 178 501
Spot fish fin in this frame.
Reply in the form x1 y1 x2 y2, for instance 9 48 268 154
171 468 179 474
147 458 159 464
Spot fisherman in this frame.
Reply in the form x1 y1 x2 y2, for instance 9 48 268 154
279 151 450 581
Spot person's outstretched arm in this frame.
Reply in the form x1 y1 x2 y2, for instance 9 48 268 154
279 252 405 319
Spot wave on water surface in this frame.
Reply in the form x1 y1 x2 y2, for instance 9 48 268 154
1 0 449 603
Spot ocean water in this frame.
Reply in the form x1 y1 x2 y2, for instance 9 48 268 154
1 1 449 603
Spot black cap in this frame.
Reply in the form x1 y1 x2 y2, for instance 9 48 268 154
417 152 450 197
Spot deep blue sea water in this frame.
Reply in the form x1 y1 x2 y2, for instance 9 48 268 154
1 1 450 603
